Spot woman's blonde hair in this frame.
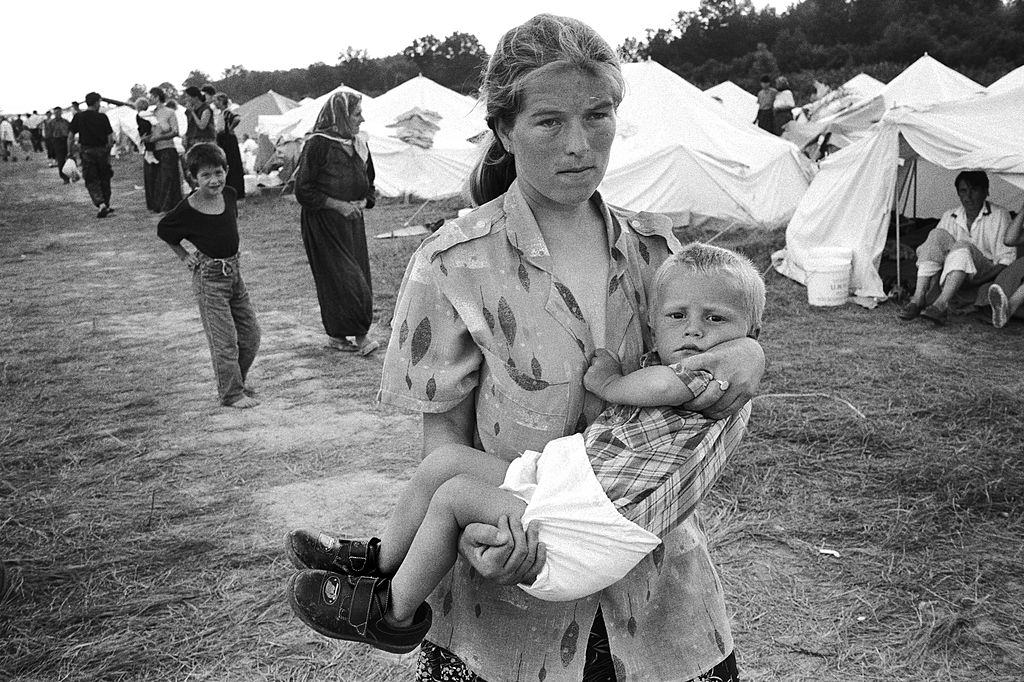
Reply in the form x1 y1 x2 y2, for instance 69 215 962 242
650 243 766 335
469 14 624 205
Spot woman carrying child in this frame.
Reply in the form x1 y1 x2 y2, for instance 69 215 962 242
287 14 764 682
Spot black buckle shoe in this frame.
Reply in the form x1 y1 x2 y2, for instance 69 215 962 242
286 530 384 576
287 571 432 654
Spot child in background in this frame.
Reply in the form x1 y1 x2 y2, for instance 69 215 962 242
157 143 261 408
285 243 765 654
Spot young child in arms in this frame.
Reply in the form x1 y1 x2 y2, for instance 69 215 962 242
285 242 765 653
157 143 261 408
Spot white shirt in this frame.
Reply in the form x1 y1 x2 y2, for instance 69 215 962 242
0 120 14 142
937 201 1015 265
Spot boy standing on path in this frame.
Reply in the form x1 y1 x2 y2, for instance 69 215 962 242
157 143 261 409
68 92 115 218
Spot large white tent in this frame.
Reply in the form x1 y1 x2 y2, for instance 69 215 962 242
234 90 298 140
704 81 758 124
989 63 1024 93
880 53 987 109
258 77 487 200
600 60 814 230
774 86 1024 300
257 84 371 142
786 56 988 155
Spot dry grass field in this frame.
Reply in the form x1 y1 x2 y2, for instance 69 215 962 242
1 155 1022 681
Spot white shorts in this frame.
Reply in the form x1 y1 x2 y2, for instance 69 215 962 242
499 433 662 602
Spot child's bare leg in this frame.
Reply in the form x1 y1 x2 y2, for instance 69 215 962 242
387 476 526 625
377 444 510 573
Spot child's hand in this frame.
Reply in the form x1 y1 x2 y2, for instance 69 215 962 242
584 348 622 395
182 253 200 270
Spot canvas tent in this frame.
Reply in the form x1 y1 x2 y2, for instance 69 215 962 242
257 84 370 142
774 86 1024 300
880 53 986 109
234 90 298 140
989 63 1024 93
258 77 487 200
842 73 885 102
704 81 758 125
786 56 987 154
600 60 814 230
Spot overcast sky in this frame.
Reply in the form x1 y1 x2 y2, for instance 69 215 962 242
0 0 790 113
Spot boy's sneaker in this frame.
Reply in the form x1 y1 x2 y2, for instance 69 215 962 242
286 530 384 576
287 571 432 654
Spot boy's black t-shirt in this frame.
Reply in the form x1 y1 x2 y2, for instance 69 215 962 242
157 186 240 259
69 110 113 148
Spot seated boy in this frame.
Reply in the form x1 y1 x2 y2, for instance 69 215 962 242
285 243 766 653
157 143 261 408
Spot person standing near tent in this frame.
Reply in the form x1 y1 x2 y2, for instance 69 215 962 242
212 92 246 199
374 14 763 682
68 92 115 218
754 74 777 132
979 197 1024 328
899 171 1015 325
772 76 795 136
148 87 184 213
183 87 216 152
294 91 378 356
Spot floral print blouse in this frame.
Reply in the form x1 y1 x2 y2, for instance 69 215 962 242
379 180 735 682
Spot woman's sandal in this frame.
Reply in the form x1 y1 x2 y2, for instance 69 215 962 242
325 337 359 352
286 530 384 576
288 571 432 654
355 339 380 357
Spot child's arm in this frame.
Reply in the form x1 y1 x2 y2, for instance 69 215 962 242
163 241 199 269
583 349 714 407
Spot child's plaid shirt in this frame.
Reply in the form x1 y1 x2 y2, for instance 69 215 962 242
584 362 751 538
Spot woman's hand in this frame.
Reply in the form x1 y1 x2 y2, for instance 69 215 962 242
682 337 764 419
458 516 545 586
327 198 362 218
583 348 622 398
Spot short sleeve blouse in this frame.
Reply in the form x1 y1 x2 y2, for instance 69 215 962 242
377 181 737 682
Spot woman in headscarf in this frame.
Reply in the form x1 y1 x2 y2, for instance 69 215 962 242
294 91 378 355
213 92 246 199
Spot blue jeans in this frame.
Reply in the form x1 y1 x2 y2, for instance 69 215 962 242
191 254 261 405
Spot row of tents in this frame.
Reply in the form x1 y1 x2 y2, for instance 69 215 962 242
253 60 815 232
773 54 1024 300
102 54 1024 307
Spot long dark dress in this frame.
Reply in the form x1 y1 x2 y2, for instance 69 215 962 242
294 135 376 338
217 110 246 198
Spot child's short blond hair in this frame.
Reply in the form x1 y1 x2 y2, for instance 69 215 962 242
650 242 766 334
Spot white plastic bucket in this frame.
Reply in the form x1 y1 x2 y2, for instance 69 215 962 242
805 247 853 307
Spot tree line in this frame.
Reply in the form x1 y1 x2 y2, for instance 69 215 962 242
129 0 1024 107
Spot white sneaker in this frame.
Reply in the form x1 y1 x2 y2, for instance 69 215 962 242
988 284 1009 328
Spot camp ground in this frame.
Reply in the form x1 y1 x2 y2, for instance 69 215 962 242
2 28 1024 678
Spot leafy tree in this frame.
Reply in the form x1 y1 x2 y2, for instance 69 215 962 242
402 32 488 94
182 70 211 90
222 65 247 79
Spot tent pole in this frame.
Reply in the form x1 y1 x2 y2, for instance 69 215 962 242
403 197 433 227
894 165 902 300
912 158 918 218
